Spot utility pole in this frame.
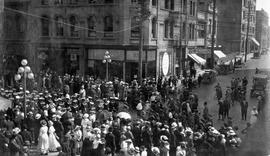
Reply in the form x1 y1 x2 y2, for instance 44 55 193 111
244 1 251 62
210 0 216 69
138 1 144 85
138 0 150 85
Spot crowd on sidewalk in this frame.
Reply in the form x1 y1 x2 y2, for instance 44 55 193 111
0 70 259 156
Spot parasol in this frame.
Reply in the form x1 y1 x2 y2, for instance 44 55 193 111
117 112 132 119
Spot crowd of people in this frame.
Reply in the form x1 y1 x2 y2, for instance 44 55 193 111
0 71 257 156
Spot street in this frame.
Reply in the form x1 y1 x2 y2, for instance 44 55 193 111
193 54 270 156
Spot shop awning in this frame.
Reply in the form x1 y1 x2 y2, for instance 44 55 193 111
188 54 206 65
214 50 226 58
250 37 260 46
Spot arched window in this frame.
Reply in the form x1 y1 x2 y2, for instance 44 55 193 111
55 16 64 36
104 15 113 37
41 15 50 36
87 16 96 37
151 17 157 38
69 15 79 37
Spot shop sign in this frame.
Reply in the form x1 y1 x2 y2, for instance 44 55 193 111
162 52 170 76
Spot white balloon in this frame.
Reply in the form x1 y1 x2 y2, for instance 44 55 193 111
102 60 106 63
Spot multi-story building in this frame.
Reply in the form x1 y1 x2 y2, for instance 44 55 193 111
216 0 259 55
256 9 269 53
2 0 201 83
196 0 219 65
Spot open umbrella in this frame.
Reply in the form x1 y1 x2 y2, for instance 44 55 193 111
117 112 131 120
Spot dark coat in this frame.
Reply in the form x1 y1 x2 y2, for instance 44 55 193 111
105 132 116 152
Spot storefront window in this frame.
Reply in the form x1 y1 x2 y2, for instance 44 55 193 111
147 50 156 78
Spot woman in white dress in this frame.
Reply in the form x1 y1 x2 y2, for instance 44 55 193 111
48 120 61 152
250 106 258 126
38 120 49 155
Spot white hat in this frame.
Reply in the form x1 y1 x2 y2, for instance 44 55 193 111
83 113 89 118
171 122 177 129
35 113 41 119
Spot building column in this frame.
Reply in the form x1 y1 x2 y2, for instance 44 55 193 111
123 49 126 82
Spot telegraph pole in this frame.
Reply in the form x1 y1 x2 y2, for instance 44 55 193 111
138 1 144 85
138 1 150 85
210 0 216 69
244 1 251 62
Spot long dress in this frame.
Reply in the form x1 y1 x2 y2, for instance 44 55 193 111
250 109 258 126
38 125 49 154
48 125 61 151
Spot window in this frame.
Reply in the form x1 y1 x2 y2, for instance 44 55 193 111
189 23 195 40
182 22 186 39
165 0 170 9
104 15 113 37
15 14 25 33
87 16 96 37
69 15 79 37
170 21 174 38
171 0 174 10
41 0 48 5
69 0 78 4
190 1 193 15
131 0 138 3
189 1 196 16
104 0 113 3
198 23 205 38
208 19 212 34
89 0 97 3
152 0 157 6
164 20 169 38
55 16 64 36
131 17 140 38
54 0 63 5
151 17 157 38
41 15 50 36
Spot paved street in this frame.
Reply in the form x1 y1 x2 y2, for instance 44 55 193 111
192 53 270 156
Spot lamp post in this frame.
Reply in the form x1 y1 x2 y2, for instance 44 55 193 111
14 59 34 120
102 51 111 81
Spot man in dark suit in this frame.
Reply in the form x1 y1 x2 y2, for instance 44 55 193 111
105 127 116 156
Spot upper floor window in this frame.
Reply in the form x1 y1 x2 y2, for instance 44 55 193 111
104 0 113 3
189 1 196 16
131 17 140 38
87 16 96 37
69 0 78 5
55 16 64 36
41 0 49 5
165 0 170 9
15 14 26 33
104 15 113 37
171 0 174 10
41 15 50 36
55 0 63 5
151 17 157 38
164 20 169 38
152 0 157 6
89 0 97 3
170 21 174 38
69 15 79 37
